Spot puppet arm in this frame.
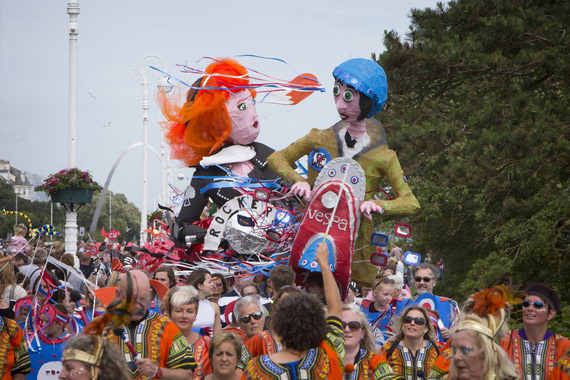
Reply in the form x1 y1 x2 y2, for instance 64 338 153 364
175 175 210 242
372 150 420 216
267 129 318 186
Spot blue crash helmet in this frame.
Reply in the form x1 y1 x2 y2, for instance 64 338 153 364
332 58 388 118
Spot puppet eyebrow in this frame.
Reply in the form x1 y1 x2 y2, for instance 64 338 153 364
237 93 254 103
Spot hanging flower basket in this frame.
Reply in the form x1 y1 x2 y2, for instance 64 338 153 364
35 168 101 204
50 188 94 203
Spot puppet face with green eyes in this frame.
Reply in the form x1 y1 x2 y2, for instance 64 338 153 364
333 81 362 123
226 90 260 145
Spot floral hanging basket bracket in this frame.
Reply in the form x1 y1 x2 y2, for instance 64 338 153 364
50 188 94 204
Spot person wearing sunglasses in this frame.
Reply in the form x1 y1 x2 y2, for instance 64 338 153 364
234 296 266 341
380 306 441 379
446 286 519 380
242 243 344 379
503 283 569 380
396 263 459 342
209 273 229 304
236 287 303 373
342 305 397 379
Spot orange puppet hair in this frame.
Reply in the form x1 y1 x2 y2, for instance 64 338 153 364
158 57 255 166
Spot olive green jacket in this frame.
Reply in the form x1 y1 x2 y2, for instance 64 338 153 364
268 118 420 285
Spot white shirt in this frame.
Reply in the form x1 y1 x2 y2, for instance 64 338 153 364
339 127 370 158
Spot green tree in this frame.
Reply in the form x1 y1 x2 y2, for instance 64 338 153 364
0 181 65 240
0 181 141 245
374 0 569 320
77 191 141 243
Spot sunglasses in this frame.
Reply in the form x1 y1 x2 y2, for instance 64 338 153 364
342 321 363 332
212 282 223 287
522 301 545 309
403 316 426 326
414 276 432 283
239 312 263 324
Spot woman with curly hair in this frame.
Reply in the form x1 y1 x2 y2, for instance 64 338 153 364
380 306 441 379
242 243 344 379
236 287 302 373
58 334 130 380
342 305 397 379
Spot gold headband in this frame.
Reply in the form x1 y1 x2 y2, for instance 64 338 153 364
62 336 104 378
62 349 100 365
457 320 494 340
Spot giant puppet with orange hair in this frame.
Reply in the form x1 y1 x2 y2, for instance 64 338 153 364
159 57 319 245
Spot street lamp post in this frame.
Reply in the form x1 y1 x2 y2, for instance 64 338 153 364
65 0 80 255
132 55 172 245
160 134 167 205
67 0 79 168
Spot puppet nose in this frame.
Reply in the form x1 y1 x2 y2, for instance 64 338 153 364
253 120 259 129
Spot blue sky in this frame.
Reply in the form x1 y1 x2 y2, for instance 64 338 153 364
0 0 443 213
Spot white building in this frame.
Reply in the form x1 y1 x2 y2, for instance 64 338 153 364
0 160 44 201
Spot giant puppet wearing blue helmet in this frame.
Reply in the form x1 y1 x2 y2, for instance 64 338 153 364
268 58 420 287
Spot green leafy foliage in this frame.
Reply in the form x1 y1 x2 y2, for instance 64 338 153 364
0 181 65 239
77 192 141 243
1 181 140 244
375 0 569 332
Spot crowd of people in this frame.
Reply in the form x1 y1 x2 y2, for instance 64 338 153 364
0 223 569 380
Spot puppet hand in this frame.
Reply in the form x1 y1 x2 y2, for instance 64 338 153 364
360 201 384 220
292 181 311 200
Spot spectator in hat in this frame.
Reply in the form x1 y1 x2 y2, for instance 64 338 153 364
503 283 570 379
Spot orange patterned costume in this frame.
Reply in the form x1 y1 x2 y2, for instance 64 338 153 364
379 340 440 380
192 335 211 379
238 330 282 371
107 311 196 379
0 316 30 380
241 317 345 380
503 328 570 380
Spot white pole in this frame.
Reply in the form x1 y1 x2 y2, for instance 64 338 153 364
65 0 80 255
109 193 112 230
140 71 149 245
67 0 79 168
132 54 171 244
15 194 18 224
160 134 167 204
